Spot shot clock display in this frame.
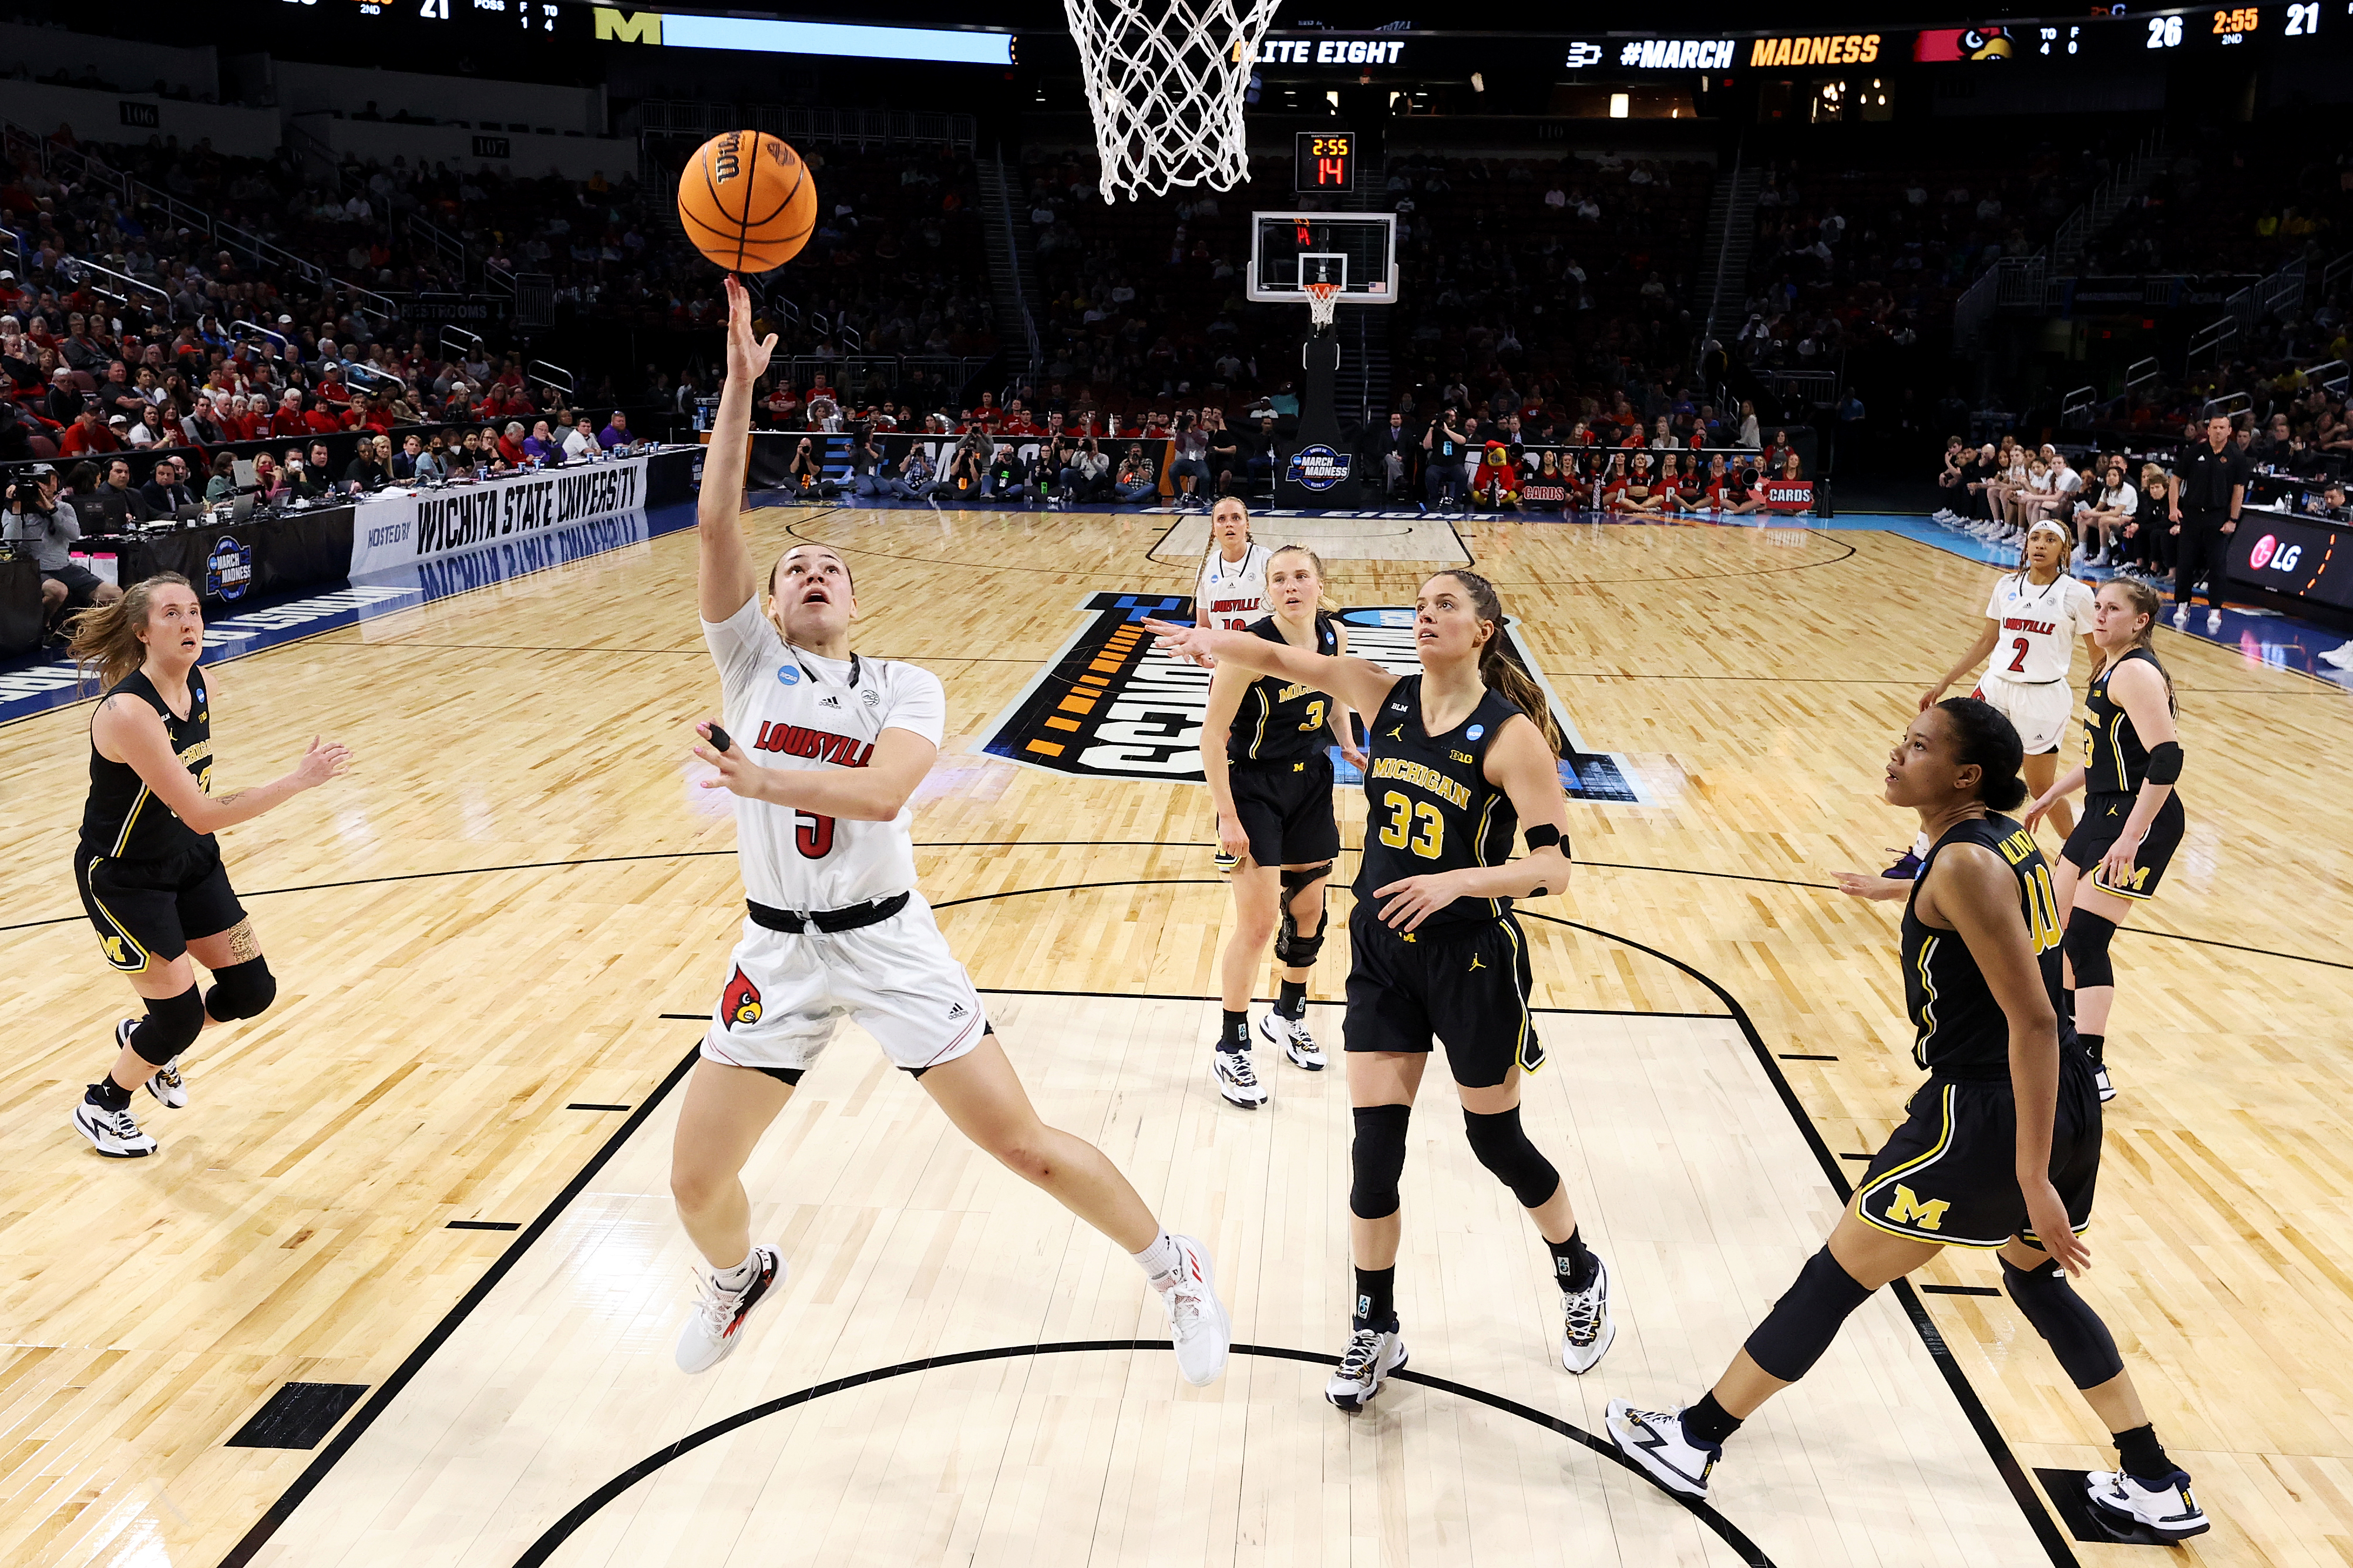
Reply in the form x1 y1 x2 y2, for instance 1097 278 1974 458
1295 132 1354 195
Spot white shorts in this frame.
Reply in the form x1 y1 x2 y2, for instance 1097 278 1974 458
701 891 988 1076
1972 672 2073 756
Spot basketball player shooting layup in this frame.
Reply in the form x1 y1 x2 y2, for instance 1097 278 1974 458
669 276 1230 1384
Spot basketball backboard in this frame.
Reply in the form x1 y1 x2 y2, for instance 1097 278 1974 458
1246 212 1397 304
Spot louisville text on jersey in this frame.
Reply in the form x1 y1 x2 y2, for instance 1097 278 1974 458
754 722 875 767
976 594 1643 802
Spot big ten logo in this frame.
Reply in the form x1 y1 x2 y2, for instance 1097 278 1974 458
2248 534 2302 573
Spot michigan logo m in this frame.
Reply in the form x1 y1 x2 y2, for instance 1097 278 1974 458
1885 1184 1951 1232
593 8 663 43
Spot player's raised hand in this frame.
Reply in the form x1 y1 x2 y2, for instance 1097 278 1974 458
291 736 354 789
693 719 767 800
722 276 778 385
1142 617 1217 668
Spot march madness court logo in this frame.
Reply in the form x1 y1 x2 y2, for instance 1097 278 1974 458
976 593 1641 802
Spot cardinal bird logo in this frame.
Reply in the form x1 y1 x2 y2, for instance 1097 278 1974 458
721 966 764 1028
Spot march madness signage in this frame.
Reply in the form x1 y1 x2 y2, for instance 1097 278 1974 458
976 593 1641 802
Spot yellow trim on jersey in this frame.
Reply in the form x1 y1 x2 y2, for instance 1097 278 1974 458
1854 1085 2034 1250
2107 712 2132 792
1498 918 1543 1074
107 784 152 859
83 856 151 972
1248 687 1270 759
1911 935 1939 1070
1473 793 1502 917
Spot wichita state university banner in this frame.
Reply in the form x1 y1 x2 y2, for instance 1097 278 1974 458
977 593 1640 802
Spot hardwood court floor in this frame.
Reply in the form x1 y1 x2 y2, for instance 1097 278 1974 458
0 507 2347 1567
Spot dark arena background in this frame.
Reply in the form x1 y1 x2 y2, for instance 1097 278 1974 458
2 1 2350 1564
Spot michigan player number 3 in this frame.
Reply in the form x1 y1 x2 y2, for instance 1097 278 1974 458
1377 791 1443 858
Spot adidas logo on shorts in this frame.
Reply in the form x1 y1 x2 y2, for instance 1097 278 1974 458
947 1002 968 1019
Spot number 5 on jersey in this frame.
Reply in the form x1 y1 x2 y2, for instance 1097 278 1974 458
1379 790 1443 859
795 811 835 859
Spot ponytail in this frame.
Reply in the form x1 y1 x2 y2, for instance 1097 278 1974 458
1934 696 2029 812
1434 569 1565 757
68 572 190 694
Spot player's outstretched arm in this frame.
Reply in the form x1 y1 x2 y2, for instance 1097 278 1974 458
699 275 777 625
694 722 935 821
1142 618 1398 717
1923 621 2001 709
95 698 351 836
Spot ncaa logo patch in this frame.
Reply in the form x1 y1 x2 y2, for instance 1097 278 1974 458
1466 725 1484 741
776 665 801 686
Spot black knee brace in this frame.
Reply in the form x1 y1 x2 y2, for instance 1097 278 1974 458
1349 1103 1411 1219
1743 1246 1876 1382
2064 909 2117 991
204 955 277 1021
1275 864 1331 968
1461 1105 1562 1209
2002 1254 2123 1389
129 984 206 1065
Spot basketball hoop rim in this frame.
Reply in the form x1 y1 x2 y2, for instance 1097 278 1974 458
1303 280 1340 329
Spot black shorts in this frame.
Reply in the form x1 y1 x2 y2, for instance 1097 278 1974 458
1228 753 1340 868
45 563 104 607
1855 1063 2101 1250
75 842 246 973
2062 790 2186 902
1342 904 1542 1088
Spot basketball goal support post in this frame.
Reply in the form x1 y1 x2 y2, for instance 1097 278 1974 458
1273 281 1360 509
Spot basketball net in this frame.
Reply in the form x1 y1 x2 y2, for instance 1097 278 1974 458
1303 280 1340 335
1063 0 1283 201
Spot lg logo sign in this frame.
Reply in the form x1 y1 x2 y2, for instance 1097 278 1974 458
2249 534 2302 573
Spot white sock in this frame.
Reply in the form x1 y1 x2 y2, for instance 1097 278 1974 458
1132 1230 1182 1291
712 1252 758 1292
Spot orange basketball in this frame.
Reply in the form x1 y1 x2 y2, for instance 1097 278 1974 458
676 131 817 274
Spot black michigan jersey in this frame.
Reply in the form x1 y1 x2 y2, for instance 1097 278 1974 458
2082 645 2166 796
1228 613 1341 766
1354 675 1522 928
1901 814 2070 1080
79 666 214 863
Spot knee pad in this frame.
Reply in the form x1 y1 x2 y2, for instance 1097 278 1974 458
2064 910 2117 991
1743 1246 1876 1382
2002 1254 2123 1390
1275 865 1331 967
1349 1103 1411 1219
130 985 206 1065
204 955 277 1022
1461 1105 1562 1210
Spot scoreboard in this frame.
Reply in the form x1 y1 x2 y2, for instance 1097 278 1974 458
1295 132 1355 195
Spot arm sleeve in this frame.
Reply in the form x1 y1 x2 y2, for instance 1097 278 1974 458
700 593 783 706
879 664 947 745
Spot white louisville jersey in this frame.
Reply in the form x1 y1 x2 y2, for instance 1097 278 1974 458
702 596 946 910
1982 572 2097 685
1196 542 1274 630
